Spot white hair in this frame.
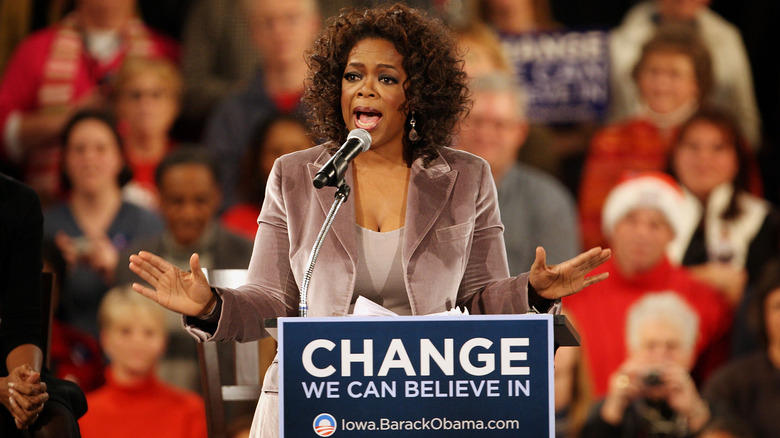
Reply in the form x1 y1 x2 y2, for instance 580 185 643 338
625 291 699 354
468 72 528 121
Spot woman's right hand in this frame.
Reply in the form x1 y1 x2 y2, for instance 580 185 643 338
128 251 215 317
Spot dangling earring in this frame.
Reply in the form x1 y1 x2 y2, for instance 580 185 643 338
408 111 420 142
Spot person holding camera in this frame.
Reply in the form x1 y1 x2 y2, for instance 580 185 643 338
581 292 713 438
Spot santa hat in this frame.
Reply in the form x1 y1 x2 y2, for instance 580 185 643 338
602 172 686 237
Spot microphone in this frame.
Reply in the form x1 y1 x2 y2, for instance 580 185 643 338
313 129 371 189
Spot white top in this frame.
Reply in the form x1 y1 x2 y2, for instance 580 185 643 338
351 225 411 315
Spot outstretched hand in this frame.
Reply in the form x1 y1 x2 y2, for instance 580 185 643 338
529 246 611 301
128 251 214 317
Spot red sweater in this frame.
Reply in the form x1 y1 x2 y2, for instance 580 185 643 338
563 257 732 397
79 369 207 438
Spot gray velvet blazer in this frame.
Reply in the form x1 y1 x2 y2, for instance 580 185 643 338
186 144 542 343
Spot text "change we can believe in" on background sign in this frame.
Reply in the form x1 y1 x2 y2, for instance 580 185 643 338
278 314 555 437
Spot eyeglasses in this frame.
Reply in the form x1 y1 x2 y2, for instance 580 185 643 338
119 88 174 101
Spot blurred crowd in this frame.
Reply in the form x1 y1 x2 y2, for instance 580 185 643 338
1 0 778 437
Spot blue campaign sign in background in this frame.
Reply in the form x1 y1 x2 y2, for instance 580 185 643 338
278 315 554 437
501 29 610 124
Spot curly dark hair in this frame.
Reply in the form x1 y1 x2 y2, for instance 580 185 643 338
302 3 470 167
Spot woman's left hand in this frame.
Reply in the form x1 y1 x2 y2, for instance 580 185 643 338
529 246 611 300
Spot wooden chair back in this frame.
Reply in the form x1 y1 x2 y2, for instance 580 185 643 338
197 269 275 438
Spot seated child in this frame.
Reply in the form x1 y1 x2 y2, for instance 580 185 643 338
78 285 207 438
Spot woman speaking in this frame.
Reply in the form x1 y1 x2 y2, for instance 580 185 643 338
129 4 610 436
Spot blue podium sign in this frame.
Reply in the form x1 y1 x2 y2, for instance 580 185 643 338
501 29 610 123
278 315 554 437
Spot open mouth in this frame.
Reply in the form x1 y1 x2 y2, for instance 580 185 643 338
354 107 383 130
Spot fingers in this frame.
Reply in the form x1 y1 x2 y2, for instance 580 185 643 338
6 380 44 398
129 251 172 285
573 247 611 271
7 388 43 428
189 253 207 282
128 258 162 288
132 282 160 303
138 251 174 271
583 272 610 287
530 246 548 272
16 365 39 383
9 387 37 410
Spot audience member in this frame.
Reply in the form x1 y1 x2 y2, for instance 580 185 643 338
476 0 558 34
78 285 207 438
668 108 780 293
579 24 712 249
565 173 732 397
0 0 72 73
113 56 183 210
202 0 320 209
554 342 592 438
457 73 581 274
0 0 178 205
465 0 582 182
702 259 780 438
1 172 85 437
179 0 259 128
115 147 253 391
41 240 104 393
609 0 761 147
452 21 512 79
43 110 163 338
667 107 780 355
221 114 313 240
580 292 712 437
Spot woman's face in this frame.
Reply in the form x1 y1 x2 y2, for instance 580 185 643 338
341 37 408 154
259 120 312 177
115 71 179 139
764 288 780 349
637 51 699 114
64 118 124 194
673 120 738 199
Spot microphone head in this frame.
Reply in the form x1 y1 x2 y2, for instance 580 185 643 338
347 128 372 152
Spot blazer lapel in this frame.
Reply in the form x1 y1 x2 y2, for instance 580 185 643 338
403 152 457 262
306 152 357 267
304 148 456 298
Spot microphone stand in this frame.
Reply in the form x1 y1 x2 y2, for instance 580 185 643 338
299 180 351 317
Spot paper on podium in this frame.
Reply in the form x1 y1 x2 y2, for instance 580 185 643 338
265 297 470 340
351 295 469 316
